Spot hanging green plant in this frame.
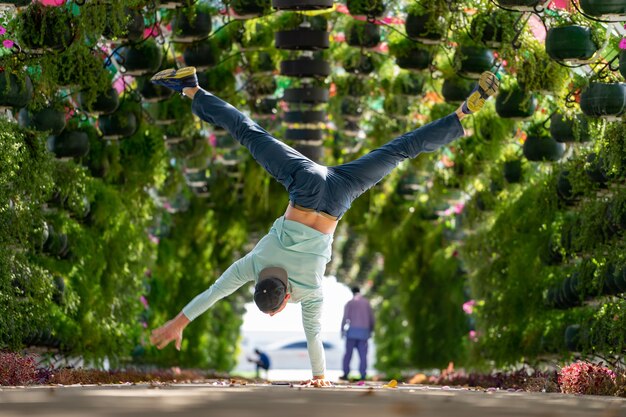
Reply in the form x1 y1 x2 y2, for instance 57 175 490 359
101 7 145 43
182 39 220 70
342 49 377 74
345 20 380 48
0 71 33 108
549 112 590 143
391 71 424 96
469 11 517 48
495 81 537 119
453 45 496 79
405 0 448 45
441 76 475 104
78 87 119 116
16 2 75 52
97 99 141 140
230 0 272 17
46 129 90 159
230 20 274 50
346 0 385 17
510 39 572 95
117 39 164 76
388 35 434 71
171 7 213 43
17 103 66 135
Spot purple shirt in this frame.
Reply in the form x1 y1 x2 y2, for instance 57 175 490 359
341 294 374 340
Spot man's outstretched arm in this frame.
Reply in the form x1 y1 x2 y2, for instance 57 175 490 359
150 255 255 349
301 297 332 386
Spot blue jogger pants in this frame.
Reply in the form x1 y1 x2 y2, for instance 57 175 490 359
191 89 465 219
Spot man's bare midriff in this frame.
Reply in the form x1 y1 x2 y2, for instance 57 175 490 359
284 204 338 235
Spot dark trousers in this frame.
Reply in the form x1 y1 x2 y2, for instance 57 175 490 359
191 89 464 219
343 338 369 379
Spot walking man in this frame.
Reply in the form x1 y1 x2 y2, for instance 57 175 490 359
340 287 374 381
148 66 499 387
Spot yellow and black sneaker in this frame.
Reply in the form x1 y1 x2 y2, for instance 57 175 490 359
150 66 198 94
461 71 500 115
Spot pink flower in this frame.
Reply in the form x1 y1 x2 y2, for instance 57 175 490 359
469 330 478 342
2 39 14 49
140 295 149 309
0 26 6 36
462 300 476 315
619 38 626 50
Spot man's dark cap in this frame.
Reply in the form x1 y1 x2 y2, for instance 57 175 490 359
254 267 289 313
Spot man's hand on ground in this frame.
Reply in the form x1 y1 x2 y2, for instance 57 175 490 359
150 312 190 350
300 378 333 388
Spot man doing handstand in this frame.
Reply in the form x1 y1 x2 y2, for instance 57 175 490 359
148 66 499 387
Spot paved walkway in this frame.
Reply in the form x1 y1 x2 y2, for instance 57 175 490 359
0 381 624 417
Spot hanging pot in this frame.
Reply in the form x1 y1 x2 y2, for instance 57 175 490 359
246 76 277 97
0 72 33 108
172 9 212 43
549 113 590 143
280 58 330 78
283 86 329 104
137 76 173 103
580 82 626 120
18 106 66 135
275 28 329 50
215 134 238 150
78 87 120 115
496 0 549 11
245 51 276 74
442 77 476 104
620 50 626 80
0 1 31 6
472 18 500 48
230 0 271 17
495 87 537 119
346 21 380 48
585 153 610 187
340 97 362 120
545 26 598 63
285 128 324 142
395 45 433 70
539 237 563 266
561 273 583 307
183 41 218 70
272 0 333 10
523 134 565 161
346 0 385 16
284 110 326 124
556 170 581 205
103 8 144 43
47 130 90 159
185 169 210 187
272 0 333 9
580 0 626 20
344 54 375 75
118 40 163 76
454 46 495 79
405 11 445 44
250 97 278 115
393 72 424 96
98 110 138 140
295 144 323 162
18 3 75 52
503 159 523 184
